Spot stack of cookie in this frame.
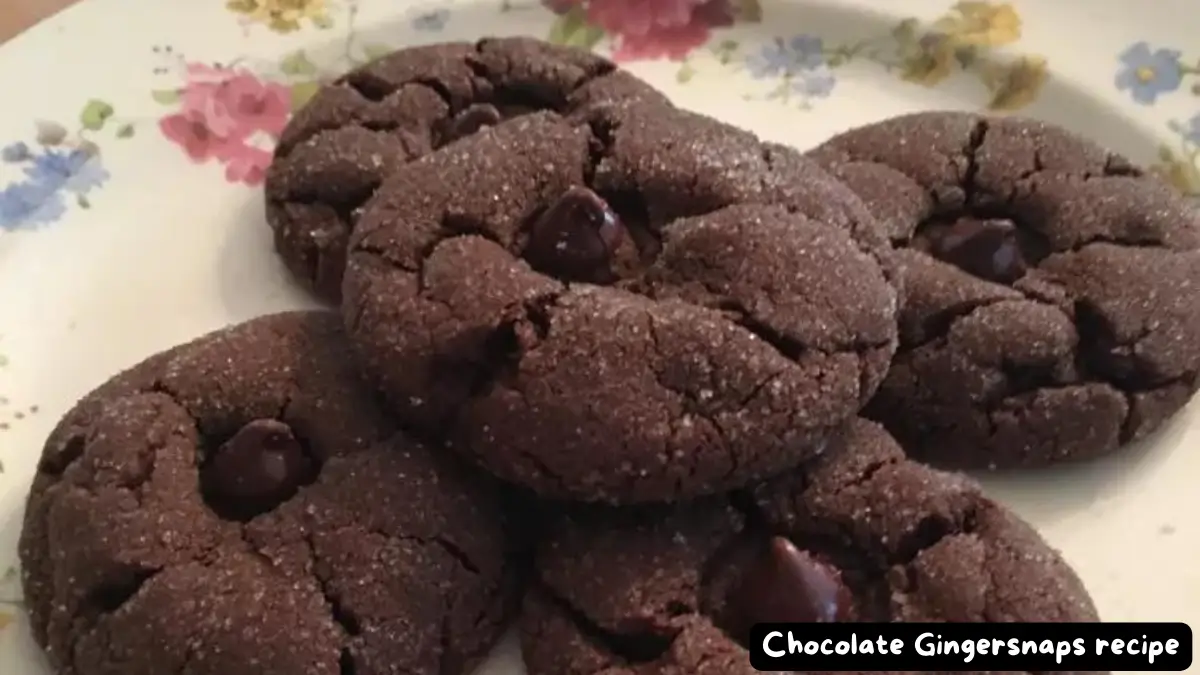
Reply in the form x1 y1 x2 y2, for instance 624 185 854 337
19 37 1200 675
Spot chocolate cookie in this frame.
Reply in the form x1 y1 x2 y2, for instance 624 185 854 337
19 312 521 675
520 418 1101 675
342 101 900 504
807 111 1200 468
265 36 670 302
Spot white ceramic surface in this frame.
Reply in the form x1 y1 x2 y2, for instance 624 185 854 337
0 1 1197 673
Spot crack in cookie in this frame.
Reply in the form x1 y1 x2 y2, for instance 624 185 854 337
265 37 671 302
809 111 1200 468
341 102 901 504
18 312 523 675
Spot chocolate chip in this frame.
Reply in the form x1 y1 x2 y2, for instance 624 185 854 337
442 103 503 143
201 418 314 520
523 186 626 283
923 217 1029 284
725 536 851 638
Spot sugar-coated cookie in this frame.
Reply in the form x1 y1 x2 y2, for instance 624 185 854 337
810 111 1200 468
19 312 521 675
342 102 900 504
266 37 668 302
520 419 1101 675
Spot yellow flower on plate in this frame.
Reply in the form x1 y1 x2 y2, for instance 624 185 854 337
935 1 1022 48
983 55 1049 111
900 40 957 87
226 0 333 33
1153 147 1200 195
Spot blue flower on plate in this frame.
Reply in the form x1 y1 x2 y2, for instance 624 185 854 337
746 35 827 78
746 36 838 102
24 148 109 195
0 146 110 231
1169 113 1200 145
1115 42 1184 105
412 8 450 32
790 68 836 99
0 180 67 231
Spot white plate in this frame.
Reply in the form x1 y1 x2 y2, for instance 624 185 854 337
0 0 1197 673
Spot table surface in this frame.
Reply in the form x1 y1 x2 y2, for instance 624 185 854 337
1 0 77 44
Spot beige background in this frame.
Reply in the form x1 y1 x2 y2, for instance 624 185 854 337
2 0 77 43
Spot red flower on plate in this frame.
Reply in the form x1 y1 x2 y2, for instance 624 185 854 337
158 63 290 186
549 0 735 61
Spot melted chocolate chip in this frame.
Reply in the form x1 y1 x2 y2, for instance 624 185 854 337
921 217 1031 284
725 537 851 639
200 418 315 520
523 186 626 283
442 103 503 143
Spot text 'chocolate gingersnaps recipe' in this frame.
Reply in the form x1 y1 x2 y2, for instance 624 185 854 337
749 622 1192 671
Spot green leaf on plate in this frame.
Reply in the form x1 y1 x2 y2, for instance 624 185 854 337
676 63 696 84
547 6 605 50
712 39 739 64
77 195 91 209
116 124 135 139
361 43 393 63
150 89 181 105
567 24 605 50
290 81 321 110
79 100 114 131
734 0 763 22
547 7 583 44
280 50 318 77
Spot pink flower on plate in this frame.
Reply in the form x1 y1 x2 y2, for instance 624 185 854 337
176 63 291 140
158 62 291 185
159 111 226 162
215 141 274 186
585 0 734 61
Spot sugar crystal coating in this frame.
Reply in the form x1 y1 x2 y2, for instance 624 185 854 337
341 101 902 504
520 419 1100 675
19 311 522 675
810 111 1200 468
265 37 669 302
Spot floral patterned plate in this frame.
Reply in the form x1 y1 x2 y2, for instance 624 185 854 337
1 0 1198 672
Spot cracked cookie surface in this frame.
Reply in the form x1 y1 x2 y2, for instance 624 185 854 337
519 418 1102 675
19 311 521 675
341 101 900 504
808 111 1200 468
265 36 669 302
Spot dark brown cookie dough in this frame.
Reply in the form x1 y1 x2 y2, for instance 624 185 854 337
19 311 521 675
342 101 900 504
808 111 1200 468
265 36 670 302
519 418 1102 675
